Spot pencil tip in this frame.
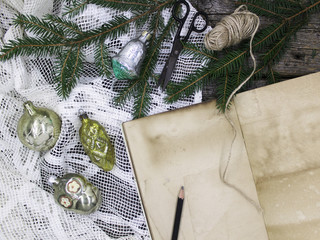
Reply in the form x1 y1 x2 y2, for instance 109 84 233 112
179 186 184 199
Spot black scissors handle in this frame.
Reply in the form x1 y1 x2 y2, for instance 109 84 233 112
172 0 208 42
183 11 208 42
172 0 190 29
157 0 208 90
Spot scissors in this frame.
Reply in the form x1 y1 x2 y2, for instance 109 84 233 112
157 0 208 90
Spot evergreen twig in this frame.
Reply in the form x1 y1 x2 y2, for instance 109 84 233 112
167 0 320 112
0 0 320 117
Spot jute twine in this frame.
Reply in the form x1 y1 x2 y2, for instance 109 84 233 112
204 5 259 51
205 5 262 212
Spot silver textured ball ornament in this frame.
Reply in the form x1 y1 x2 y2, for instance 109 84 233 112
49 173 101 215
17 101 61 151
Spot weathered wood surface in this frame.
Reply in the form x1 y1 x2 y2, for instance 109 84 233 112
188 0 320 101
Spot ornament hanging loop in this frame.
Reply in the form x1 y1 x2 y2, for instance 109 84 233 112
78 109 85 116
21 96 28 103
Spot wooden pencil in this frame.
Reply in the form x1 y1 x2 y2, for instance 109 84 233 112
172 186 184 240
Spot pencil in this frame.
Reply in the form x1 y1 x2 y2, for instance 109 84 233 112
172 186 184 240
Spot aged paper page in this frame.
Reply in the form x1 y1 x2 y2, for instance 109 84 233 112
123 101 268 240
235 72 320 240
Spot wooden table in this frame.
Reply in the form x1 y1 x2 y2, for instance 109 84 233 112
189 0 320 101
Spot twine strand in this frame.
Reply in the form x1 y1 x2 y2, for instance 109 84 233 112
205 5 262 212
223 6 261 212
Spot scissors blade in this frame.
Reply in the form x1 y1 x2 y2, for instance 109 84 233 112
158 40 184 90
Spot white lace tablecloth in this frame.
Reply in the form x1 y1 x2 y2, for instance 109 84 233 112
0 0 209 239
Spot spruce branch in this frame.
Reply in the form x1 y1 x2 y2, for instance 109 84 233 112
1 0 320 118
216 69 231 111
44 15 84 37
15 14 66 40
0 0 175 103
55 44 84 98
94 41 112 77
166 49 248 103
263 21 305 65
167 0 320 112
63 0 89 17
236 65 242 86
63 0 174 47
0 37 64 60
237 1 287 19
166 66 212 103
149 10 164 44
181 42 218 61
90 0 153 11
267 65 280 84
133 80 152 118
113 78 141 106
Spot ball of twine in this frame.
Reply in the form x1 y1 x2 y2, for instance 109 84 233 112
204 5 259 51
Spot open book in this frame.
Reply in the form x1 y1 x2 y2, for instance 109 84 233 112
122 72 320 240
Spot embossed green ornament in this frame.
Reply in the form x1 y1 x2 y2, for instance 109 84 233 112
17 101 61 151
79 113 115 171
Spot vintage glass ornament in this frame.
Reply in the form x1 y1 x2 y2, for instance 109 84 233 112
49 173 101 214
17 101 61 151
79 112 115 171
112 31 151 80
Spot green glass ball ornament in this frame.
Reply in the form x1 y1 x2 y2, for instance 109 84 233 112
112 31 151 80
17 101 61 151
49 173 101 215
79 112 115 171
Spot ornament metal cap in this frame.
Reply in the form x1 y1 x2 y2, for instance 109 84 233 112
78 109 88 120
141 31 151 41
48 176 59 185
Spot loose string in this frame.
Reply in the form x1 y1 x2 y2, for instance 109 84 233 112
205 6 262 212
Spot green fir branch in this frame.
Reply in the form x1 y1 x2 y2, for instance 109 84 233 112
252 22 288 51
113 78 141 106
55 44 84 98
90 0 153 11
133 80 152 118
1 0 320 118
237 0 305 19
65 0 174 47
63 0 89 17
15 14 66 39
70 15 131 47
44 15 84 36
237 0 287 19
166 66 212 103
168 0 320 112
166 49 247 103
266 65 280 84
236 65 242 86
140 18 176 84
216 69 231 111
94 41 112 77
0 37 64 60
148 10 164 44
181 42 218 61
0 0 174 102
